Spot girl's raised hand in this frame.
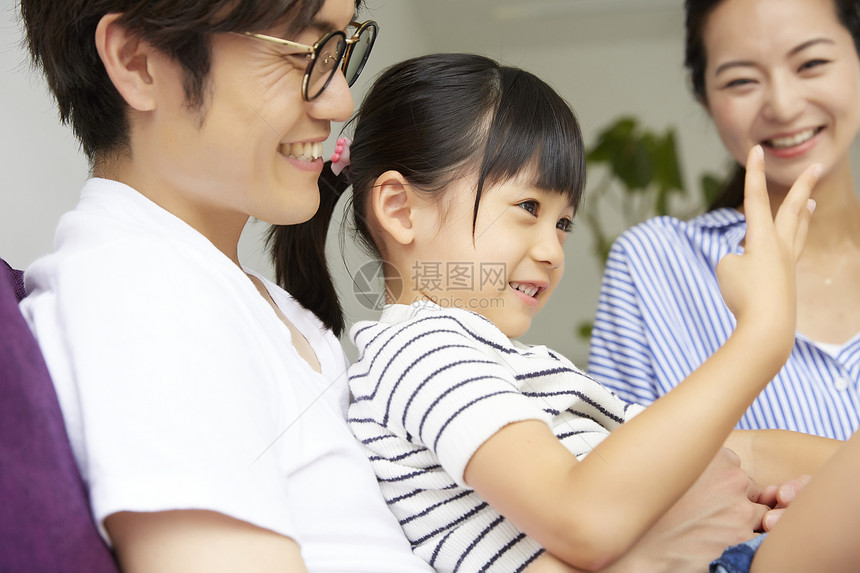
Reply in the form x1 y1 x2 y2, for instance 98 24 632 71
716 146 820 354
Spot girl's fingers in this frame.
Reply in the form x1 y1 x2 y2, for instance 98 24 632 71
742 146 772 245
774 163 821 255
743 144 821 257
792 198 815 259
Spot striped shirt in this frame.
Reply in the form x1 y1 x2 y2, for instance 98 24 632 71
589 209 860 440
348 302 641 573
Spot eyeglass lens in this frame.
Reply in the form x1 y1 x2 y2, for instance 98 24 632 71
307 33 346 100
344 23 377 86
306 22 377 100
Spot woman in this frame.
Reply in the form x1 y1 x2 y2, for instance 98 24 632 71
590 0 860 440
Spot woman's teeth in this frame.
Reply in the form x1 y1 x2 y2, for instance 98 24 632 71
510 282 539 297
767 128 817 149
282 141 323 161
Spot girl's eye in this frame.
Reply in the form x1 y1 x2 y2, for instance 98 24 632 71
517 200 539 216
557 218 574 233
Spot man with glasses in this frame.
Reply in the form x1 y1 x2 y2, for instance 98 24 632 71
16 0 432 571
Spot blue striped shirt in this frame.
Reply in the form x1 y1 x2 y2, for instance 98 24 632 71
589 209 860 440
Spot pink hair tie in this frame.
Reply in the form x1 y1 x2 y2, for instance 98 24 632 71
331 137 352 176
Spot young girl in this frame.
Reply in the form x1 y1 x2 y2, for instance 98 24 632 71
272 53 851 572
590 0 860 442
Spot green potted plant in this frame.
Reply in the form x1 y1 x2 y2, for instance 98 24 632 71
577 116 723 339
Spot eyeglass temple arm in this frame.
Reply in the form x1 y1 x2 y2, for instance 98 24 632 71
242 32 315 55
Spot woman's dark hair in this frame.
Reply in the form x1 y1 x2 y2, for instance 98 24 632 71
19 0 361 161
269 53 585 336
684 0 860 209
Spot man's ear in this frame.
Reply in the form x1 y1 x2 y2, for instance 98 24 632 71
371 170 418 246
95 13 157 111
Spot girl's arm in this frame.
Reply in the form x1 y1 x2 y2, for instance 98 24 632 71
464 147 820 571
485 447 769 573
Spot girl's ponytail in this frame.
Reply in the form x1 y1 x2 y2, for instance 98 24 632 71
267 158 351 337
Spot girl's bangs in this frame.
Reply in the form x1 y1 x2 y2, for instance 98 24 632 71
481 68 585 210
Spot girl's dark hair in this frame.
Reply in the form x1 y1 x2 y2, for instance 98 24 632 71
268 163 347 335
20 0 360 161
684 0 860 209
269 53 585 336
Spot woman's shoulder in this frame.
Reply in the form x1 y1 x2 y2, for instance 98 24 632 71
620 208 743 240
610 208 745 257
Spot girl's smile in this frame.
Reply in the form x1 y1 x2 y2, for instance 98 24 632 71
509 281 547 304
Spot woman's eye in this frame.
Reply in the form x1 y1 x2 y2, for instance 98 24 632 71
799 59 829 72
517 200 539 216
557 218 574 233
724 78 754 89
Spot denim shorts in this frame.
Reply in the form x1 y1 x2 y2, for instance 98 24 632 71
710 534 767 573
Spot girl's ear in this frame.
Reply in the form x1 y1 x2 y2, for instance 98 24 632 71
95 13 157 111
371 170 417 246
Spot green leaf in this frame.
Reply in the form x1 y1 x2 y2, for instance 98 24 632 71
651 129 685 193
586 117 686 194
611 138 653 191
701 173 724 205
582 115 713 282
644 131 683 215
577 320 593 341
587 117 638 163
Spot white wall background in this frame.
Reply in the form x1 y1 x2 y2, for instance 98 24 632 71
1 0 746 364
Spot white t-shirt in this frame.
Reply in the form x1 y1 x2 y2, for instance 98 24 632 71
20 178 431 573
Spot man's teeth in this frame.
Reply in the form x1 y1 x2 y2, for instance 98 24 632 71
768 128 817 149
284 141 323 161
510 282 539 297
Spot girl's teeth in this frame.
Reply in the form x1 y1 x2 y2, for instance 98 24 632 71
768 129 816 149
510 282 539 297
284 141 323 161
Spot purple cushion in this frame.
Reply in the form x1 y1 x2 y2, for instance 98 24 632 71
0 258 119 571
2 258 25 302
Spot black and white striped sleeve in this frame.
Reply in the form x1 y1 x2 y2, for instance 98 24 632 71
349 313 552 486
